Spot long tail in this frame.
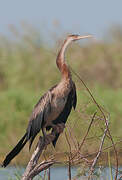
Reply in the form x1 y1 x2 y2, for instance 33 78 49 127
2 133 28 167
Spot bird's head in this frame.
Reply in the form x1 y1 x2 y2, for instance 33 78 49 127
67 34 92 42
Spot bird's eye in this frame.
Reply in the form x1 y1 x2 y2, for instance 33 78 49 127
73 34 79 37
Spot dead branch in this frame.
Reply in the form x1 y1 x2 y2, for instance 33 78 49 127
65 131 72 180
21 130 59 180
48 168 50 180
79 112 97 150
88 118 109 179
70 112 97 162
70 67 119 180
73 140 122 165
68 156 71 180
67 124 78 151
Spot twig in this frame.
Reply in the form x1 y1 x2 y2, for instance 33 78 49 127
67 124 78 151
65 131 72 180
73 140 122 164
79 112 97 151
71 112 97 161
48 167 50 180
68 156 71 180
70 67 119 180
27 160 54 180
88 119 108 179
65 132 72 154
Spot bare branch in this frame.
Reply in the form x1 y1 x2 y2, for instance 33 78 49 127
68 156 71 180
88 118 108 178
70 112 97 162
79 112 97 151
21 130 60 180
70 67 119 180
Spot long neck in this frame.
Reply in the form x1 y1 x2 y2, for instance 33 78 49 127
56 38 72 80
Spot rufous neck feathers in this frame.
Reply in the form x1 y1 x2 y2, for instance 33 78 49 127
56 38 72 79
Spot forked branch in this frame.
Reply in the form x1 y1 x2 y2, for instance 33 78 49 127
21 130 59 180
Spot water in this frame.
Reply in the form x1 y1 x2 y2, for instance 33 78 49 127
0 166 122 180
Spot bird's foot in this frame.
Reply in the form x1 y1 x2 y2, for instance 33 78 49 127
40 134 55 146
53 123 65 134
45 134 55 145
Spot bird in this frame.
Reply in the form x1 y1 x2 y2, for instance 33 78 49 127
2 34 92 167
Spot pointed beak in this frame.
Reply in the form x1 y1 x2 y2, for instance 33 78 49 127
75 35 93 40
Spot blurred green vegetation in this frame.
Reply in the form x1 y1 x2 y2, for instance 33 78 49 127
0 25 122 165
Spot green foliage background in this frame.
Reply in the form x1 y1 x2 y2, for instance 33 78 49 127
0 25 122 165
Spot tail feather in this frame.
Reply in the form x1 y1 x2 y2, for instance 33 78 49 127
29 134 37 151
2 133 28 167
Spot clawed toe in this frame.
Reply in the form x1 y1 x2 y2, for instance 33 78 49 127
39 134 55 148
45 134 55 145
52 123 65 134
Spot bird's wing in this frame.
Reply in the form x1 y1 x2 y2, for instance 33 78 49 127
26 89 53 149
51 83 77 147
72 82 77 110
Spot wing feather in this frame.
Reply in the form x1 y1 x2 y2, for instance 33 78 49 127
26 90 53 149
72 82 77 109
51 82 77 146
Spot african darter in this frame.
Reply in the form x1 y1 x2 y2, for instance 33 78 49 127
2 34 91 167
